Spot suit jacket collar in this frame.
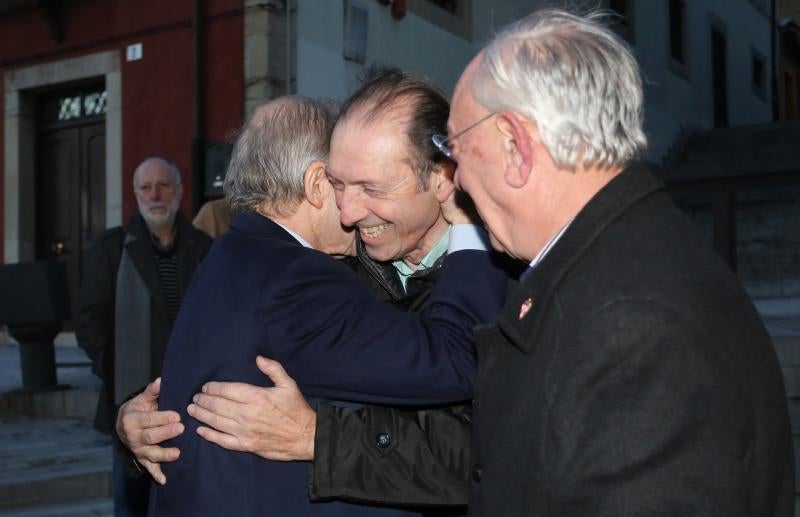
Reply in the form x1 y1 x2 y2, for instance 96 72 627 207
496 164 665 353
228 211 303 246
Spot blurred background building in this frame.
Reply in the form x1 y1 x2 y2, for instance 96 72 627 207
0 0 798 515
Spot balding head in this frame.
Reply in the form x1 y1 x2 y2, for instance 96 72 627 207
132 157 183 229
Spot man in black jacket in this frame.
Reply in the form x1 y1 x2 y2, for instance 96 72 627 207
76 157 212 517
144 8 793 517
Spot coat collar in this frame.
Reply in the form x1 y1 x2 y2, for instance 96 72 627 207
228 211 303 246
354 235 447 300
496 165 665 353
123 211 204 302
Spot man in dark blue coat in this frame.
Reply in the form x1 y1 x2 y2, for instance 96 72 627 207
146 96 506 516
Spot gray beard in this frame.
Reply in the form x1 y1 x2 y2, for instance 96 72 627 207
138 200 179 229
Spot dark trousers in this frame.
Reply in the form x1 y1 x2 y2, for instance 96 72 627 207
113 450 150 516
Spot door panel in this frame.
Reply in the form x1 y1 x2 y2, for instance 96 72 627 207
36 121 105 329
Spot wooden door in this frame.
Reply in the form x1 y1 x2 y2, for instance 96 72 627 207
36 85 106 329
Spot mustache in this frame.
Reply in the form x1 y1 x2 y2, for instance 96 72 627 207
143 202 168 210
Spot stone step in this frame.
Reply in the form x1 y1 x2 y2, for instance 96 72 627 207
774 336 800 367
0 386 100 421
0 417 112 511
0 498 112 517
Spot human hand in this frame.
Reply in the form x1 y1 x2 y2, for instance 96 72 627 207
188 356 316 461
116 378 183 485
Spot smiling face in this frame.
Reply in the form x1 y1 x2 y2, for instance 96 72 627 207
327 108 448 266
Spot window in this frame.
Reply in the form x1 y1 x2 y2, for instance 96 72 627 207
607 0 635 44
667 0 689 79
52 90 107 122
751 49 766 100
425 0 457 14
343 0 368 64
407 0 472 41
669 0 686 65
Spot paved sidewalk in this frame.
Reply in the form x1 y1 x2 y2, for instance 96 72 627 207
0 343 99 394
753 297 800 337
0 416 111 514
0 344 111 515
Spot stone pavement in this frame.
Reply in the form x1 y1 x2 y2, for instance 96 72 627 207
0 417 111 516
0 342 112 516
754 297 800 337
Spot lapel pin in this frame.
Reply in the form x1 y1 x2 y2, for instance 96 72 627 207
518 297 533 320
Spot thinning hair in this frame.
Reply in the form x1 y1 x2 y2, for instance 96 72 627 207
473 8 648 169
224 96 339 216
338 66 452 189
132 156 181 187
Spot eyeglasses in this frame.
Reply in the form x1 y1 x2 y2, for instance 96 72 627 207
432 112 496 159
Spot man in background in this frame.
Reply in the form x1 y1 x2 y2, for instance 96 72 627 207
76 157 212 516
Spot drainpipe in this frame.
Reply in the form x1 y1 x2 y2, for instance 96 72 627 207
191 0 205 214
771 0 779 121
286 0 292 94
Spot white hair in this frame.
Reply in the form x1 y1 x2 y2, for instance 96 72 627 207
132 157 181 187
224 96 338 216
472 9 648 169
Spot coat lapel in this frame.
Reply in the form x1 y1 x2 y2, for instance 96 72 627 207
496 165 665 354
123 215 165 310
174 213 199 295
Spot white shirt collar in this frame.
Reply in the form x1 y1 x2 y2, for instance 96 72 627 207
273 220 314 249
528 219 573 271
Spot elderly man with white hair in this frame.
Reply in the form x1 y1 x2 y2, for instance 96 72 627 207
76 156 212 517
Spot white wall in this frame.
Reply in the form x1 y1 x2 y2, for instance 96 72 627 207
295 0 774 162
296 0 478 100
635 0 773 159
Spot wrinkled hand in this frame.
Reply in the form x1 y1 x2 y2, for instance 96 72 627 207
116 378 183 485
188 356 316 461
440 188 481 226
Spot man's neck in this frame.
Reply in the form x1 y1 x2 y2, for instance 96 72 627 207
521 164 624 261
268 208 316 249
401 215 450 270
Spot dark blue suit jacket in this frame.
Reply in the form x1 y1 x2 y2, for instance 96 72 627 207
150 212 506 516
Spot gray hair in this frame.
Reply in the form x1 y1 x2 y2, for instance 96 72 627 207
224 96 339 216
472 9 647 169
132 157 181 187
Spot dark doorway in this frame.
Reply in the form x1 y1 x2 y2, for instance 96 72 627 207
711 26 728 128
36 83 107 329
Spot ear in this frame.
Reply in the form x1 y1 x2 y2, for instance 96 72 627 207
303 161 328 210
496 112 534 189
430 161 456 203
175 182 184 201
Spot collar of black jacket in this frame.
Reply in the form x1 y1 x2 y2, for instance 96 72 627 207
496 165 665 354
355 234 446 300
